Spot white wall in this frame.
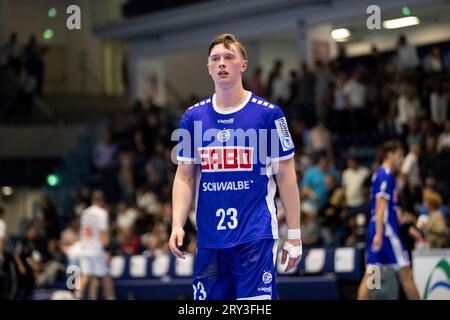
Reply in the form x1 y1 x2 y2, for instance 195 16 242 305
164 47 214 105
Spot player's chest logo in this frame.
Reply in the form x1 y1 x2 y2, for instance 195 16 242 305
217 129 231 142
199 146 253 172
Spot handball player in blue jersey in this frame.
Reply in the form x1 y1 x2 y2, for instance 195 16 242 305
357 140 420 299
169 34 302 300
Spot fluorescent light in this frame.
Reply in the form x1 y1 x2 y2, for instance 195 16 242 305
383 16 420 29
331 28 351 41
2 186 13 196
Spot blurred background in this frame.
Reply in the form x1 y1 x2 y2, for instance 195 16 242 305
0 0 449 300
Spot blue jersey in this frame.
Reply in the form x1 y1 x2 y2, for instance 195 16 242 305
369 166 399 233
366 166 410 269
176 91 295 249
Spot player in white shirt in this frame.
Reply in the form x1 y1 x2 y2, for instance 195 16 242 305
78 190 115 300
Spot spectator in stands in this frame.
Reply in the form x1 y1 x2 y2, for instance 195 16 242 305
118 151 136 203
430 82 448 128
396 85 421 139
436 120 450 153
342 156 370 211
35 239 65 287
24 36 46 97
396 34 419 72
93 131 119 171
38 196 60 241
332 74 347 135
13 224 43 300
310 120 331 153
118 227 141 255
1 32 21 76
247 66 265 97
134 208 154 237
302 151 339 216
406 120 423 149
401 143 422 186
300 211 320 247
0 206 6 257
115 201 137 234
342 70 367 144
419 191 448 248
297 63 316 126
267 59 283 99
93 131 120 202
432 141 450 201
0 206 16 300
60 218 80 257
142 234 164 257
145 155 169 200
314 60 332 121
271 63 290 107
423 46 443 73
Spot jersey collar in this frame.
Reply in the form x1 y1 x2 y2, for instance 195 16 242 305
212 90 252 115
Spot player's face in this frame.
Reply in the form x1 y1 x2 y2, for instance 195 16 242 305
207 43 247 88
392 149 404 171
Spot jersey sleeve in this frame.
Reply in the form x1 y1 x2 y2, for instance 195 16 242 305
176 110 195 162
374 173 393 200
267 106 296 161
98 210 109 232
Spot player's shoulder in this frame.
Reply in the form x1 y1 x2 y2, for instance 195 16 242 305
248 94 282 116
375 166 394 182
183 96 213 117
85 205 107 216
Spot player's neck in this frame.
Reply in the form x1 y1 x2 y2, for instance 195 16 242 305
382 161 393 172
214 84 247 109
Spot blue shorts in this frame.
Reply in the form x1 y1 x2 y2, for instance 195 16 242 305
366 222 410 270
193 239 278 300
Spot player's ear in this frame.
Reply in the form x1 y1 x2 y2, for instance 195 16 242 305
206 61 212 76
241 60 248 73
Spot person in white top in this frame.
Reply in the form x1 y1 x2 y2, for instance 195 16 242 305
437 120 450 153
342 157 370 209
396 86 421 135
401 144 421 189
0 206 6 259
78 190 115 300
396 35 419 72
430 83 448 127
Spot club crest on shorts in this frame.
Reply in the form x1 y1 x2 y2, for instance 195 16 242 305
262 271 272 284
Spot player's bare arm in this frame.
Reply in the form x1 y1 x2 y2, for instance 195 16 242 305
372 195 386 251
170 162 196 259
275 157 302 272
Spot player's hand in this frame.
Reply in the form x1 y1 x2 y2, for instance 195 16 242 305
408 226 424 242
372 233 383 252
169 226 186 259
281 239 302 272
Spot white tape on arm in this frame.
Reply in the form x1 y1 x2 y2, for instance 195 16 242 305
287 228 301 240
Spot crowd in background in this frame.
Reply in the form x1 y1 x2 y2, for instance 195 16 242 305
1 34 450 299
0 32 47 124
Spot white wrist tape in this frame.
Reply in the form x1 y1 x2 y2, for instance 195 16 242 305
283 241 303 259
287 228 301 240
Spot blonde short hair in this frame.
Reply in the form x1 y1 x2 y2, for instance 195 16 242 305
208 33 247 60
